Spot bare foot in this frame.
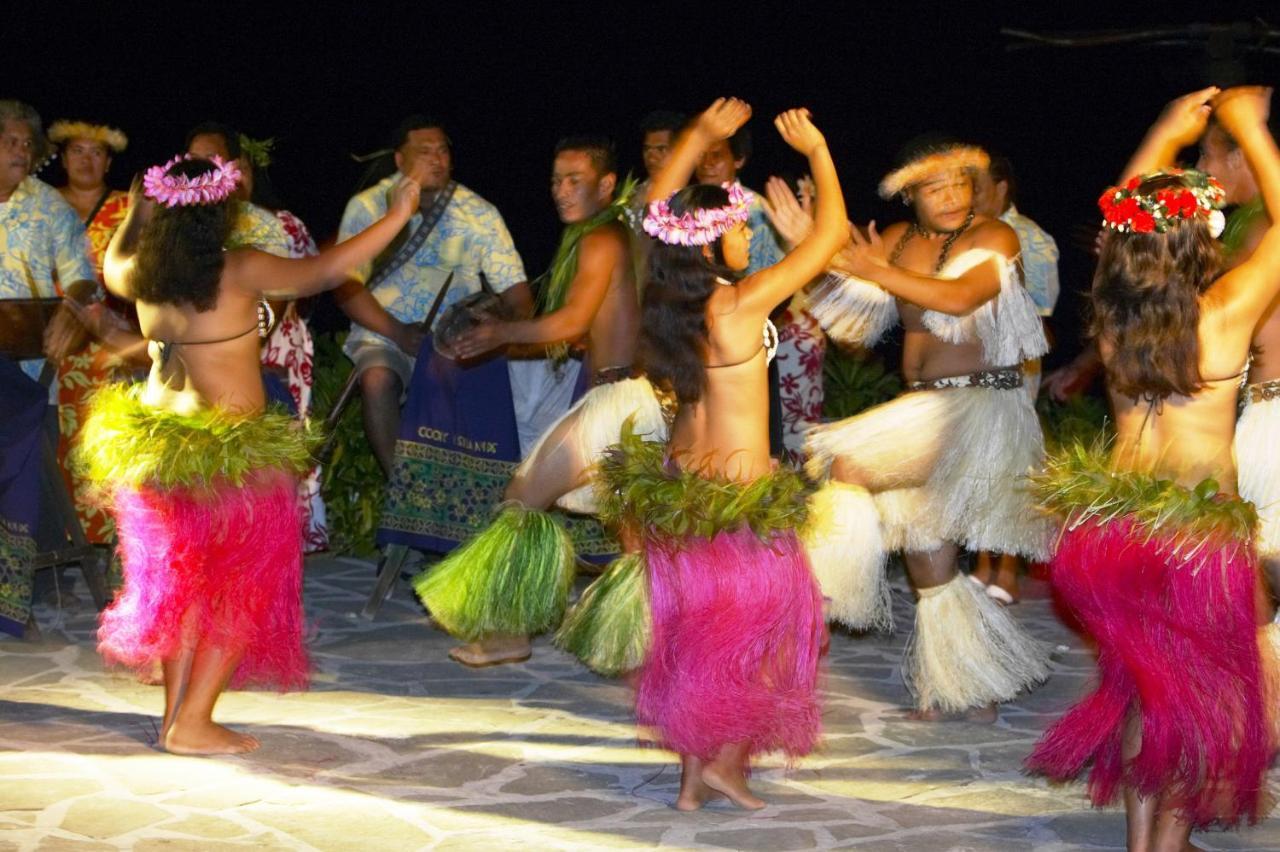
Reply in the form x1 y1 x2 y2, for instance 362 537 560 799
162 720 260 755
905 703 998 724
448 636 532 668
701 763 765 810
675 758 726 811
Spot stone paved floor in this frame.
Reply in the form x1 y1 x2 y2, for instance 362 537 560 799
3 557 1279 851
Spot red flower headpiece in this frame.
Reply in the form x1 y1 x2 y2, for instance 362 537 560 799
1097 168 1225 237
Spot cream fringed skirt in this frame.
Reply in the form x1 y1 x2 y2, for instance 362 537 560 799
806 378 1052 560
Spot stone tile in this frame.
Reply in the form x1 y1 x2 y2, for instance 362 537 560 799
239 805 435 849
693 826 818 850
59 797 169 838
1 779 103 811
158 814 251 839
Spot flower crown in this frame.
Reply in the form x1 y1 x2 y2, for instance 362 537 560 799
1098 168 1226 238
643 182 751 246
143 154 241 208
47 120 128 153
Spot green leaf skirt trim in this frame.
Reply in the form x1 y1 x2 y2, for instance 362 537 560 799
74 383 316 493
597 424 810 542
1034 442 1257 546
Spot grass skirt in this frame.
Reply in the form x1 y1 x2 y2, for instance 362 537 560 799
413 504 575 641
806 383 1051 559
637 526 825 762
1027 453 1270 830
99 470 308 690
80 385 312 691
1236 390 1280 559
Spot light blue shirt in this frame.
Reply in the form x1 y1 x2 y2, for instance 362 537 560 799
1001 205 1059 317
337 177 526 356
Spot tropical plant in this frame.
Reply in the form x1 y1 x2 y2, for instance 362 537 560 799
310 332 386 556
821 344 901 420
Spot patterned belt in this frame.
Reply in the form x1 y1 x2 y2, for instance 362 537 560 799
592 365 639 387
1246 377 1280 405
907 366 1023 392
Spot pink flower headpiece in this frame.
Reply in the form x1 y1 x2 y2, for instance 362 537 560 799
143 154 241 208
643 182 751 246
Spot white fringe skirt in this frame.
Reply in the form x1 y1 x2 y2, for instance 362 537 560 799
1236 382 1280 559
805 368 1051 560
515 376 668 516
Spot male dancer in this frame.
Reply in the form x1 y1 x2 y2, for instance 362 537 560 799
793 138 1052 720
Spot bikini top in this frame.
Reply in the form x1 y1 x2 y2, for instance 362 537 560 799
706 319 779 369
150 301 274 367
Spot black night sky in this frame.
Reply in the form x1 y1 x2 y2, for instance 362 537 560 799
11 3 1279 363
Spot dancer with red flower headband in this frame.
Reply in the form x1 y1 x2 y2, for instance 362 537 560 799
74 155 420 755
1027 86 1280 848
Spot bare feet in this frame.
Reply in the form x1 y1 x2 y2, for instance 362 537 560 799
162 720 260 755
448 635 532 668
906 703 998 724
701 763 766 810
675 762 726 811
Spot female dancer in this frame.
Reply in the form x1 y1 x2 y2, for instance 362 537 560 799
1026 86 1280 849
80 155 418 754
594 99 847 809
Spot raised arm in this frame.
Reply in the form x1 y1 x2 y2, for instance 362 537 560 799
1120 87 1220 181
103 179 152 301
1206 87 1280 324
226 176 420 300
838 219 1018 315
736 110 847 313
647 98 751 204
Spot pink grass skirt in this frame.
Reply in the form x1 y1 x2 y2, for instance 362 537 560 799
637 526 825 762
98 470 309 691
1027 518 1269 829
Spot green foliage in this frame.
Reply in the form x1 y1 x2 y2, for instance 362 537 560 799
75 384 314 493
555 552 650 676
413 504 575 640
1034 441 1257 548
598 423 810 541
311 332 386 557
821 345 901 420
1036 392 1112 451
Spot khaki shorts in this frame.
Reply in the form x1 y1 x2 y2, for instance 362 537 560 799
349 341 416 390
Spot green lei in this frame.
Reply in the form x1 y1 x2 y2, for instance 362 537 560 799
1033 442 1257 549
597 422 810 542
1221 196 1265 260
535 175 638 360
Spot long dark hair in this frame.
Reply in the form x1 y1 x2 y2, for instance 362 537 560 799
1091 173 1222 401
131 159 234 311
639 184 738 405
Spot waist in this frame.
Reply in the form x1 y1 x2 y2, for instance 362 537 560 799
907 366 1022 392
592 364 638 386
1246 377 1280 405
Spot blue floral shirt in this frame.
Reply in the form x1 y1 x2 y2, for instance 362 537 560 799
337 176 526 355
1 176 95 389
1001 205 1059 317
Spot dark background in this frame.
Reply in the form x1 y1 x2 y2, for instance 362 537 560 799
11 3 1280 364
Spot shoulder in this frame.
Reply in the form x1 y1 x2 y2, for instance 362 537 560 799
345 177 395 214
582 220 629 253
880 220 911 242
450 183 502 219
966 217 1020 257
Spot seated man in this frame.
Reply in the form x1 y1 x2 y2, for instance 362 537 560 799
0 99 96 632
333 115 532 475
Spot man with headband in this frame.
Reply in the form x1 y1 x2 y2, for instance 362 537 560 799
777 137 1053 721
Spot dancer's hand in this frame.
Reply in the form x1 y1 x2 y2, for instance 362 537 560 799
694 98 752 143
760 176 814 249
775 108 827 157
843 221 887 276
1150 87 1221 149
1213 86 1273 134
388 176 422 221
